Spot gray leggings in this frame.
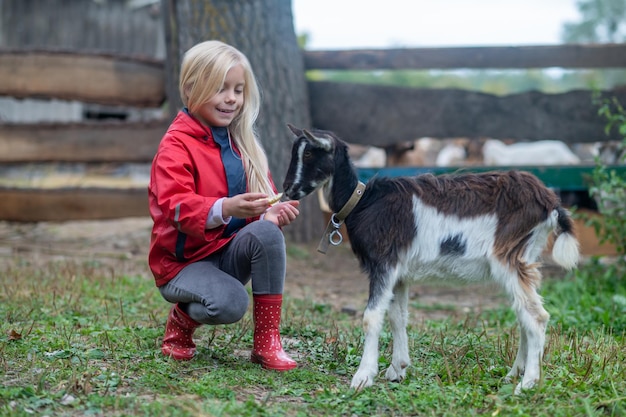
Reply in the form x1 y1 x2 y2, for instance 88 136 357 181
158 220 286 325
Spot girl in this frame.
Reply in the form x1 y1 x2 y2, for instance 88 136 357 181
148 40 300 370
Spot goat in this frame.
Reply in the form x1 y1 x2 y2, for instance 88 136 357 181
282 125 580 393
593 141 626 165
353 146 387 168
483 139 581 166
387 137 484 167
385 138 441 166
435 143 467 166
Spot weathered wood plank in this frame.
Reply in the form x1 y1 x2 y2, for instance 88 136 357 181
308 81 626 145
0 50 165 107
0 187 148 222
304 44 626 70
0 121 168 162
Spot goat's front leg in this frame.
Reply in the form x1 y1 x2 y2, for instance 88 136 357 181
385 280 410 383
350 304 386 389
351 271 397 390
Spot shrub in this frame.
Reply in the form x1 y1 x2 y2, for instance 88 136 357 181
586 96 626 272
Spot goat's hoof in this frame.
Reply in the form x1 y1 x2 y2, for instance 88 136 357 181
350 372 374 390
385 364 407 382
503 367 523 385
514 378 538 395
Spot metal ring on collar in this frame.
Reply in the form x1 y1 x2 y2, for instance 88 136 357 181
330 230 343 246
331 213 343 228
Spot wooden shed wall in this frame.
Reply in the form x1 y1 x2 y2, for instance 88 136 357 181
0 0 164 58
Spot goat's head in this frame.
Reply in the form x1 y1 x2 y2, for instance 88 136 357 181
282 124 337 201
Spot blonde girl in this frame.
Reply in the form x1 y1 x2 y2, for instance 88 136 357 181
148 40 300 370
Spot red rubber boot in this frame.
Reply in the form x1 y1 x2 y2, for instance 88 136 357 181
250 294 297 371
161 304 201 360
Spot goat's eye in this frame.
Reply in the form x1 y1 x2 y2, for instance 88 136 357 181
303 150 313 159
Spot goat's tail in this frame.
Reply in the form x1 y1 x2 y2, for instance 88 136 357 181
551 206 580 270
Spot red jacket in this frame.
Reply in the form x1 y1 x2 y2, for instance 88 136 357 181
148 111 273 286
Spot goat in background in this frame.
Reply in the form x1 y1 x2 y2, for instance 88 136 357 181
282 125 580 394
483 139 581 166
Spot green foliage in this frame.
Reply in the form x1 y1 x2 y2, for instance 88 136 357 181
546 264 626 333
2 254 626 416
561 0 626 43
586 96 626 266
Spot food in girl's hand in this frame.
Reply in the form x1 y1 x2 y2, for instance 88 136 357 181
267 193 283 205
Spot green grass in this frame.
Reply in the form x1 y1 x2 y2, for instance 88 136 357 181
1 252 625 417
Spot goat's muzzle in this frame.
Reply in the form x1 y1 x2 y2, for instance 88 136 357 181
282 184 304 201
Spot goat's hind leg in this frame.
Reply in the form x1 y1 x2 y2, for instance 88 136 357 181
385 279 411 383
503 267 549 394
503 322 527 384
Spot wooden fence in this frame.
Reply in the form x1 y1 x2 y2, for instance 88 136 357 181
305 44 626 145
1 44 626 221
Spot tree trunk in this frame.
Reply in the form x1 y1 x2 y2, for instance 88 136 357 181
161 0 322 242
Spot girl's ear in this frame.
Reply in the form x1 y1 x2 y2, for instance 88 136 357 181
182 83 192 103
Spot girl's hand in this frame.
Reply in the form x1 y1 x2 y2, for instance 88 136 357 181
222 193 270 219
264 200 300 227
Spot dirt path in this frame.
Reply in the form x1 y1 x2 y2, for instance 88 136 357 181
0 217 509 320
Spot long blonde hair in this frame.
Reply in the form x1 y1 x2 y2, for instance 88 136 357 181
179 40 274 195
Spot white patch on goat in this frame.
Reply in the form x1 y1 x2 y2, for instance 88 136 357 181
291 140 307 190
305 130 333 151
319 136 334 151
321 177 334 206
551 210 580 269
398 197 498 281
521 212 556 265
553 233 580 269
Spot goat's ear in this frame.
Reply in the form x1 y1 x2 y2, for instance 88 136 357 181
303 129 333 151
287 123 302 138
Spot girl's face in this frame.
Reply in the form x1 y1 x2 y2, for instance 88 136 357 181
195 64 245 127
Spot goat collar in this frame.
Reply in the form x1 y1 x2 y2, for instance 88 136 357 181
317 181 366 254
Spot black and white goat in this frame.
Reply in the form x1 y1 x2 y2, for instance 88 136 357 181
282 125 580 393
